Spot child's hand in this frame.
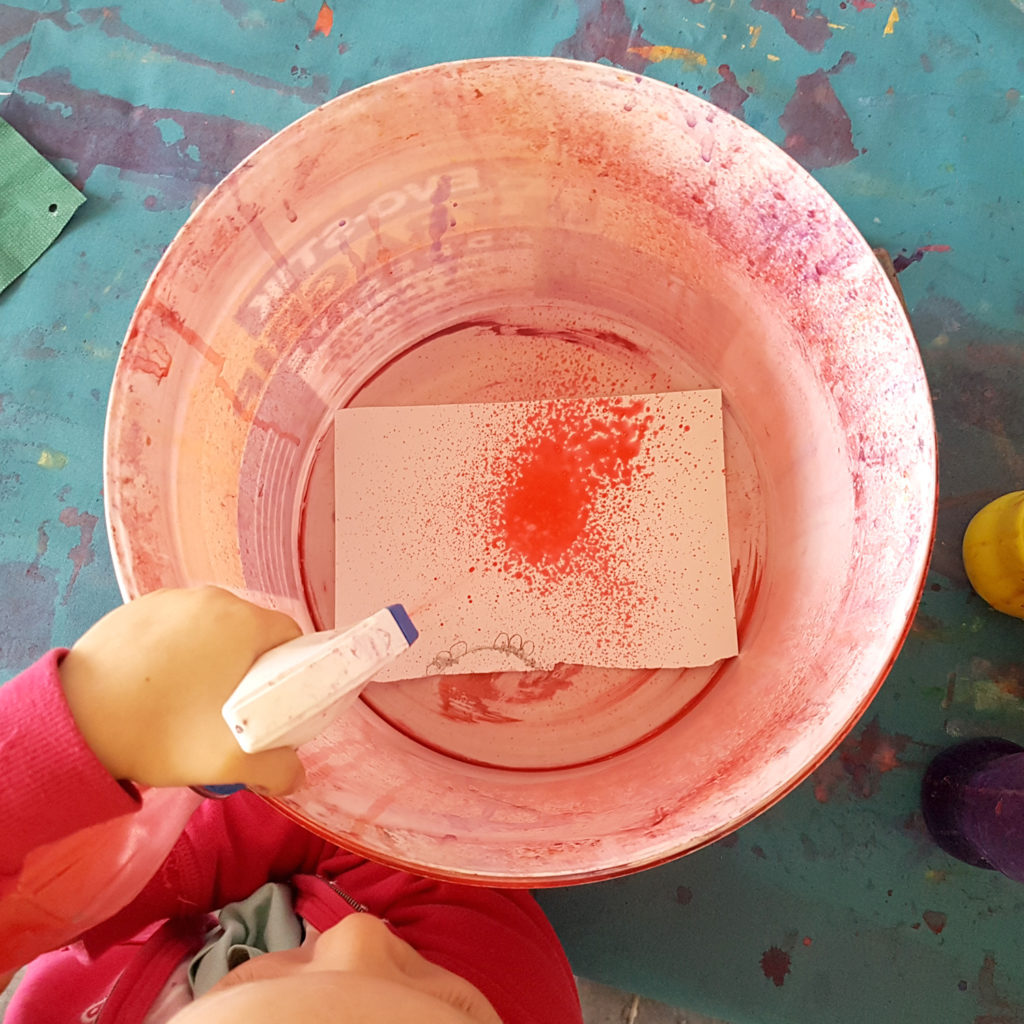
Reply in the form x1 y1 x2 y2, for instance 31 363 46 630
60 587 305 795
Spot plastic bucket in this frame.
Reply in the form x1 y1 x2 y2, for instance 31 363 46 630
106 57 935 885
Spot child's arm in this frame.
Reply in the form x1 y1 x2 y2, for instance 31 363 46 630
1 588 321 970
0 649 142 880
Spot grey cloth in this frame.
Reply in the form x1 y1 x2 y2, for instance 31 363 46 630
188 882 305 996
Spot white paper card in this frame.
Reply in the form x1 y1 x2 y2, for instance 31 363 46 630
335 391 737 680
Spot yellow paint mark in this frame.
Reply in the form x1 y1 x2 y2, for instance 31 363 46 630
884 6 899 34
767 53 780 61
748 25 762 47
827 22 847 29
38 448 68 470
627 45 708 69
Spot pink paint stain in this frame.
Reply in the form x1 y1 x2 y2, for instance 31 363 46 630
58 506 98 603
436 666 578 725
779 52 859 171
760 947 791 987
554 0 655 73
752 0 832 52
848 0 876 9
709 65 750 120
488 398 654 591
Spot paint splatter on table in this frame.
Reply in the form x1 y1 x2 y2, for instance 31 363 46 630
1 2 1022 1022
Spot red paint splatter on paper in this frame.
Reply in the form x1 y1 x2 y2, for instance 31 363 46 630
752 0 832 52
779 53 859 170
487 398 655 589
760 947 791 987
709 65 750 119
554 0 655 73
811 715 912 802
312 2 333 36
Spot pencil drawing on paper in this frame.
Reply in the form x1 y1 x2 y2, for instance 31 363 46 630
427 633 538 674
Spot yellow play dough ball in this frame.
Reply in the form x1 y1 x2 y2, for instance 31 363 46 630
962 491 1024 619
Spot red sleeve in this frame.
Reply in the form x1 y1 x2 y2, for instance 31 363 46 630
82 790 337 954
0 650 335 959
0 650 141 879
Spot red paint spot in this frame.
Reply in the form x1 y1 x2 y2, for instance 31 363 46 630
849 0 876 8
312 1 333 36
802 936 813 947
124 330 172 381
752 0 831 52
760 947 791 987
779 54 859 170
710 65 750 120
923 910 947 934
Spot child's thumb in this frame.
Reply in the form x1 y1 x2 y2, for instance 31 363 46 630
241 747 306 797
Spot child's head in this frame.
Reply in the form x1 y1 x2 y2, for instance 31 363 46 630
169 912 502 1023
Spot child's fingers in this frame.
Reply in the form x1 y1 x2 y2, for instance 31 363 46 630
238 747 306 797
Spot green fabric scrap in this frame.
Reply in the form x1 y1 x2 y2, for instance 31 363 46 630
0 117 85 294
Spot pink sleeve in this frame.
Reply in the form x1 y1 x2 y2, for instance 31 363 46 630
0 650 141 879
0 651 333 960
81 790 337 954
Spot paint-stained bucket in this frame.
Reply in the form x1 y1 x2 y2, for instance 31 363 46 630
106 58 935 884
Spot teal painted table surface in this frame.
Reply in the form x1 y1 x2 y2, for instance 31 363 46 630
2 2 1023 1021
